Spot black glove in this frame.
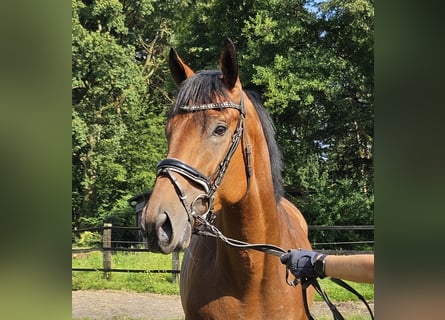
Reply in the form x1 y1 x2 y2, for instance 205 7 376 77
280 249 325 279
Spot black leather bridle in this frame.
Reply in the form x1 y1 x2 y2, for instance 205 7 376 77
156 93 251 227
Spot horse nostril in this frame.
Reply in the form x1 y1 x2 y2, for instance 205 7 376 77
140 205 148 233
140 219 146 233
157 213 173 244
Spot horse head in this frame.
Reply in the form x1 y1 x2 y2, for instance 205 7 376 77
141 39 251 253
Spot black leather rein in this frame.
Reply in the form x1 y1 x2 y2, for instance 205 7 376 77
195 215 374 320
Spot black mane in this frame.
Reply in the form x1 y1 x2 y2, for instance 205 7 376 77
245 90 284 200
169 70 284 201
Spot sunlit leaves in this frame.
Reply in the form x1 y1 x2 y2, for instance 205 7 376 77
72 0 170 227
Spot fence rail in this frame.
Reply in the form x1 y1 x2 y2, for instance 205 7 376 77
72 223 182 282
308 225 374 230
72 223 373 280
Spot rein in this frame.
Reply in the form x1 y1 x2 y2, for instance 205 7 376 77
194 215 374 320
193 215 287 257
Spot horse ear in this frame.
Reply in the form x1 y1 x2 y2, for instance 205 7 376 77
219 38 240 90
169 47 195 85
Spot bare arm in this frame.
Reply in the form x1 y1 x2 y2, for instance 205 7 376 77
281 250 374 284
323 254 374 283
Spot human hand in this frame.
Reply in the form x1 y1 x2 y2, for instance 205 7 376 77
280 249 322 279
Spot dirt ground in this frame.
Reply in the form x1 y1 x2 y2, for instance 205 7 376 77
72 290 374 319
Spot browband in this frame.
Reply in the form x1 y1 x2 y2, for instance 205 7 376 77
179 101 244 115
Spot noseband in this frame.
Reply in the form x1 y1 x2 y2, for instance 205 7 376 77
156 93 251 227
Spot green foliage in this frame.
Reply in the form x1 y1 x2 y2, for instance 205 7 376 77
168 0 255 70
242 0 374 241
72 0 171 228
74 231 102 248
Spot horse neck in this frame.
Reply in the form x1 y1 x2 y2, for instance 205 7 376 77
216 106 281 249
217 187 280 245
214 158 281 283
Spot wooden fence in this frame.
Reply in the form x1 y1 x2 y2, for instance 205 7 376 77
72 223 181 282
72 223 373 281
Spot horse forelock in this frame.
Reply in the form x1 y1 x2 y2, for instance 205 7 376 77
168 70 228 119
168 71 284 201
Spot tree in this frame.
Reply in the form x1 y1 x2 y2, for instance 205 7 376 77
243 0 374 248
168 0 255 71
72 0 173 228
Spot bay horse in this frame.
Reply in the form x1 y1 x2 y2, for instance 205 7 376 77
141 39 314 319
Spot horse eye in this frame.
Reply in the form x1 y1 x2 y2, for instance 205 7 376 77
213 124 227 136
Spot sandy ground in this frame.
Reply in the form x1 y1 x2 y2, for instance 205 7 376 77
72 290 374 319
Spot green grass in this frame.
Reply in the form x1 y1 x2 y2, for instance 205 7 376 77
74 318 184 320
72 251 374 303
72 250 182 294
312 279 374 320
314 277 374 302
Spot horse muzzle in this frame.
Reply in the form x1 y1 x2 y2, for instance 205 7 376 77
141 203 192 254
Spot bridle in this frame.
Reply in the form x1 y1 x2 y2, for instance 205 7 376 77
156 92 251 227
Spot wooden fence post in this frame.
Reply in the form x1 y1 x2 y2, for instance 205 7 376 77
172 251 180 283
103 223 112 279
